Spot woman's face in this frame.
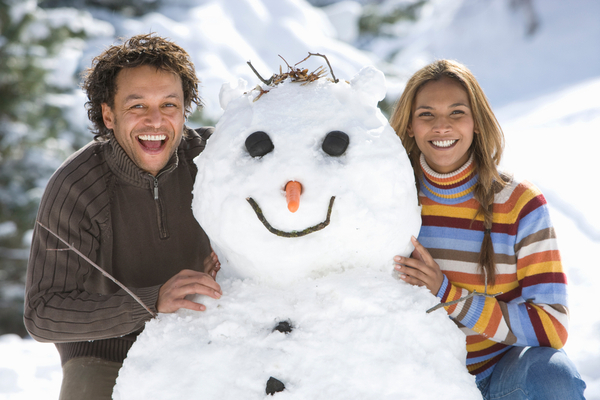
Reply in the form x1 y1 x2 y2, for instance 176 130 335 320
409 77 476 174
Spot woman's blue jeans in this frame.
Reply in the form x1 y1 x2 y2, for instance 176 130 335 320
476 346 586 399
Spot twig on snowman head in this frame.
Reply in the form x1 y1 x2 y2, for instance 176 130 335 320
305 52 339 83
37 221 157 318
272 54 328 86
246 61 274 85
246 52 337 101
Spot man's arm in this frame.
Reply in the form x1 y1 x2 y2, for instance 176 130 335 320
23 154 156 342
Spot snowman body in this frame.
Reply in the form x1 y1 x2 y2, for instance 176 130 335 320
113 66 481 400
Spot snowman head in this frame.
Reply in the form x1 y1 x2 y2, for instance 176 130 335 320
193 60 421 285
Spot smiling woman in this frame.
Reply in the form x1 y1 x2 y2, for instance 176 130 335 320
408 76 476 174
389 59 586 399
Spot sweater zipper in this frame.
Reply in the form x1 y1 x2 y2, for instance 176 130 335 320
150 173 169 239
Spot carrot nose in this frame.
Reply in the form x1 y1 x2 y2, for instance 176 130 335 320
285 181 302 213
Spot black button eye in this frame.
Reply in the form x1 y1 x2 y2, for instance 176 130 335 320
245 131 274 157
322 131 349 156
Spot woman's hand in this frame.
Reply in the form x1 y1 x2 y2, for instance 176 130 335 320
394 236 445 296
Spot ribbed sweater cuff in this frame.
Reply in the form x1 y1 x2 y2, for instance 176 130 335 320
55 334 137 366
436 274 449 300
131 285 161 321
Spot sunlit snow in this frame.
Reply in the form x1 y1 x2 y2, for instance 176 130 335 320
2 0 599 399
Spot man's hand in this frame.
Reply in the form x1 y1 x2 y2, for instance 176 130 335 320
204 250 221 279
156 269 222 313
393 236 444 296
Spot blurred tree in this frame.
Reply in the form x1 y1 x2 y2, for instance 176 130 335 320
510 0 539 36
39 0 160 16
357 0 426 39
0 0 90 336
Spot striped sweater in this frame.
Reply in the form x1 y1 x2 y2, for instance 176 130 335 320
418 154 569 381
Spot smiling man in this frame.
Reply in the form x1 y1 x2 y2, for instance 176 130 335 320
24 34 222 400
101 65 185 176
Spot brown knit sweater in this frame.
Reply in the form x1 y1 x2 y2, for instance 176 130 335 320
24 127 213 365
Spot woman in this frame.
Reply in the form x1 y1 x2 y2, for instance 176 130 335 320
390 59 586 399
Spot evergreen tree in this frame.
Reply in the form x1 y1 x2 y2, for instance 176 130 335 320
39 0 161 17
0 0 90 336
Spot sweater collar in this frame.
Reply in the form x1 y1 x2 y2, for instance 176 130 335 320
104 135 179 188
419 153 477 204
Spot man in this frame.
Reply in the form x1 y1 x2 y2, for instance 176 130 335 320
24 33 221 399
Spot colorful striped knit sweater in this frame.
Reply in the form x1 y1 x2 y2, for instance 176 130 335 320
418 154 569 381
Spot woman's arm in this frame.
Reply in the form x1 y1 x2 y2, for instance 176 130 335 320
395 188 569 349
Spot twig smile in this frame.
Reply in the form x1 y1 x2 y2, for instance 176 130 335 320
246 196 336 238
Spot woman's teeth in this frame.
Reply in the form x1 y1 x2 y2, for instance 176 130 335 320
432 139 457 148
139 134 166 141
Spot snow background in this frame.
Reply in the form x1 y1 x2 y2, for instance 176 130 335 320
1 0 599 398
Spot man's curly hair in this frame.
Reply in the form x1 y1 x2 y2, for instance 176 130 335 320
81 33 201 140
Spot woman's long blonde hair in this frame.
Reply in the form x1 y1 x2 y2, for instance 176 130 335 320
389 59 508 285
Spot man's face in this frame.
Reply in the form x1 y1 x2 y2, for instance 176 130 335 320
102 65 186 176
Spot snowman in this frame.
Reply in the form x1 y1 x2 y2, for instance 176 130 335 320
113 58 481 400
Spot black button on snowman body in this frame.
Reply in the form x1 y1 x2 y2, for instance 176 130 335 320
265 321 294 395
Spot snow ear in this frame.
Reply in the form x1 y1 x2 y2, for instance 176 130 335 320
219 78 248 110
350 66 387 104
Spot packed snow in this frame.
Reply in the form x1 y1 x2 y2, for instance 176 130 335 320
2 0 599 399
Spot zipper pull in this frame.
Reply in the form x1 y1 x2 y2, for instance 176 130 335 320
153 178 159 200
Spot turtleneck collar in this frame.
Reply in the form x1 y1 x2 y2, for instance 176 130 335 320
419 153 477 204
104 135 179 188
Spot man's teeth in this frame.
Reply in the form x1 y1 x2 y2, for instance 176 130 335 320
432 140 457 148
139 135 166 141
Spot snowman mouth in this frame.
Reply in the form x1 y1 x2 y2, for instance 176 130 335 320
246 196 336 238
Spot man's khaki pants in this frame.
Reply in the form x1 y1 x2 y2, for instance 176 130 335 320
59 357 122 400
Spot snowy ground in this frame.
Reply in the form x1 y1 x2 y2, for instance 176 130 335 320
2 0 599 398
